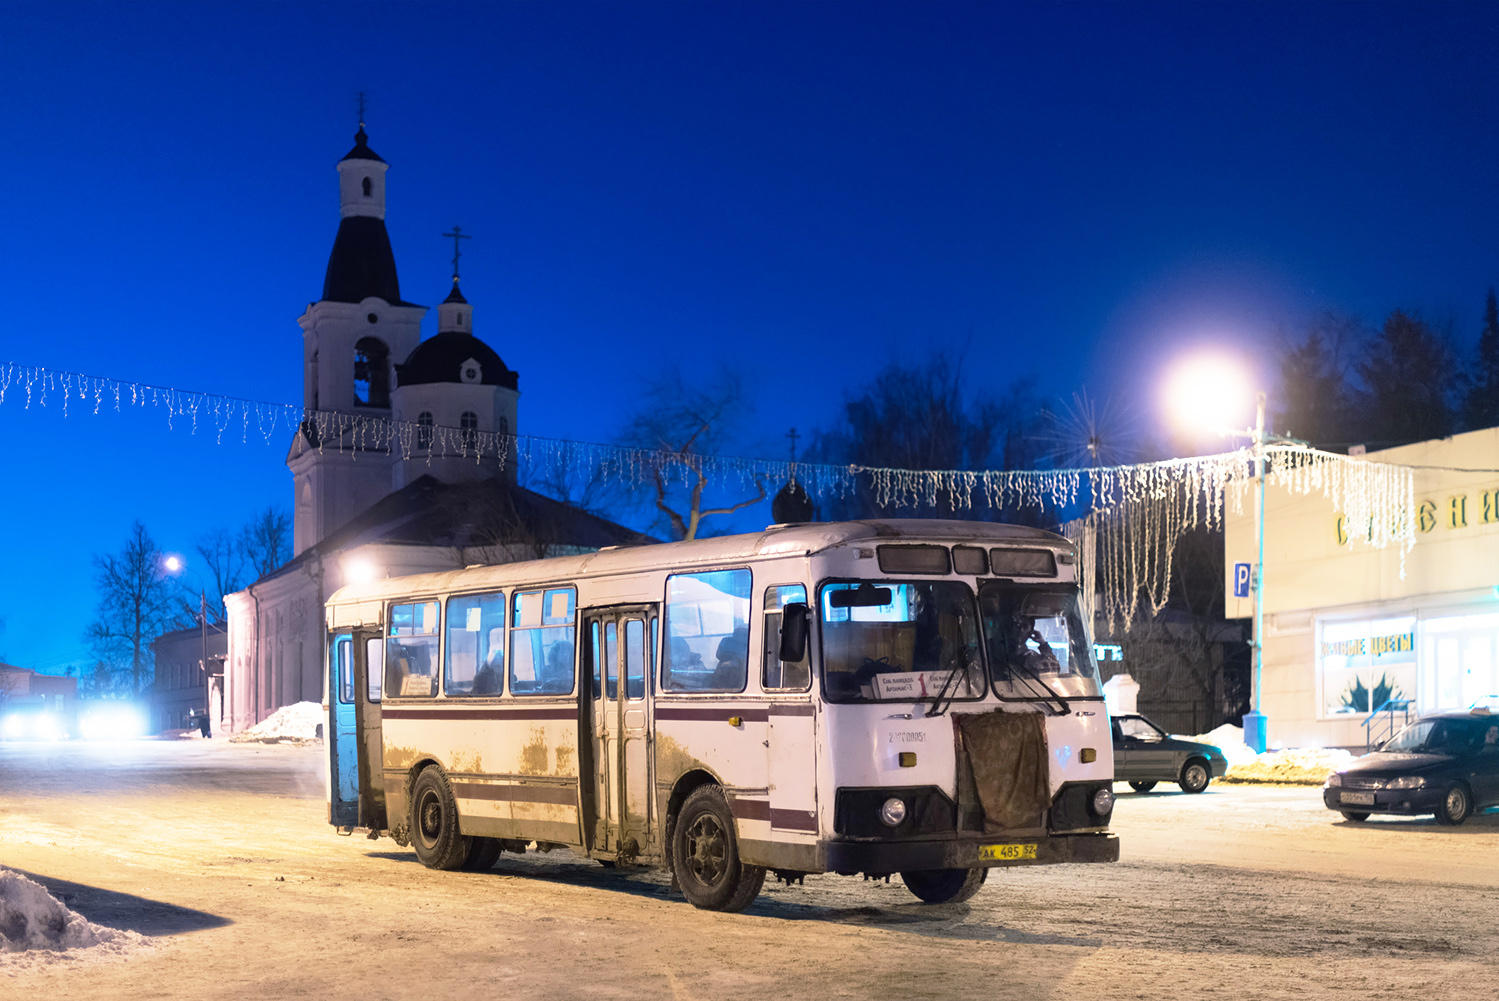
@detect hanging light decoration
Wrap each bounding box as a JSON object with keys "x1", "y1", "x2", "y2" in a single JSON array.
[{"x1": 1, "y1": 361, "x2": 1416, "y2": 633}]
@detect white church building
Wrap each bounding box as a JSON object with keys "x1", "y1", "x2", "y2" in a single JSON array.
[{"x1": 222, "y1": 127, "x2": 651, "y2": 733}]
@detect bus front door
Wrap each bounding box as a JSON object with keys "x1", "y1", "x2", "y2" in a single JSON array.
[
  {"x1": 585, "y1": 607, "x2": 656, "y2": 861},
  {"x1": 329, "y1": 629, "x2": 386, "y2": 831}
]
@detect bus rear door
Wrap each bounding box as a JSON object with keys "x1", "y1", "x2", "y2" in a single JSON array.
[
  {"x1": 584, "y1": 607, "x2": 656, "y2": 860},
  {"x1": 328, "y1": 628, "x2": 386, "y2": 831}
]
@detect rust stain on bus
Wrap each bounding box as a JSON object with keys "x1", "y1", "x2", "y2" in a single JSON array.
[
  {"x1": 383, "y1": 744, "x2": 416, "y2": 771},
  {"x1": 554, "y1": 744, "x2": 575, "y2": 775},
  {"x1": 520, "y1": 727, "x2": 549, "y2": 775},
  {"x1": 653, "y1": 733, "x2": 711, "y2": 787},
  {"x1": 449, "y1": 748, "x2": 482, "y2": 774}
]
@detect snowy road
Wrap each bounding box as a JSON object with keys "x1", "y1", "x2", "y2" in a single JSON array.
[{"x1": 2, "y1": 739, "x2": 1497, "y2": 999}]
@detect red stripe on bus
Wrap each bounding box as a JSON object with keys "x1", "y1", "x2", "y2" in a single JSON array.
[
  {"x1": 453, "y1": 782, "x2": 577, "y2": 805},
  {"x1": 770, "y1": 809, "x2": 818, "y2": 832},
  {"x1": 382, "y1": 707, "x2": 576, "y2": 722},
  {"x1": 655, "y1": 706, "x2": 770, "y2": 723},
  {"x1": 729, "y1": 797, "x2": 770, "y2": 821}
]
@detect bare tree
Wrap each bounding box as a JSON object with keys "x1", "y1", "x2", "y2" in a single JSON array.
[
  {"x1": 239, "y1": 507, "x2": 292, "y2": 578},
  {"x1": 621, "y1": 367, "x2": 765, "y2": 541},
  {"x1": 85, "y1": 521, "x2": 177, "y2": 695}
]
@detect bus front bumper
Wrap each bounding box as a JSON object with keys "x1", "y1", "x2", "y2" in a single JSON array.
[{"x1": 825, "y1": 831, "x2": 1119, "y2": 874}]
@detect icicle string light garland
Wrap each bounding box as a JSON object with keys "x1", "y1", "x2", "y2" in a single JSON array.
[{"x1": 2, "y1": 361, "x2": 1417, "y2": 630}]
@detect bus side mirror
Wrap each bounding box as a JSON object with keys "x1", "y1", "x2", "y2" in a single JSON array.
[{"x1": 779, "y1": 603, "x2": 809, "y2": 663}]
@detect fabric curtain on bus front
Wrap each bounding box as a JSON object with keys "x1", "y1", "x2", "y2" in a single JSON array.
[{"x1": 953, "y1": 711, "x2": 1050, "y2": 831}]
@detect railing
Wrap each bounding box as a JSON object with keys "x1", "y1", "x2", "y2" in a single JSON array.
[{"x1": 1363, "y1": 698, "x2": 1412, "y2": 752}]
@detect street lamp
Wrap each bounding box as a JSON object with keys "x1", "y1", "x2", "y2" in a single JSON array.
[{"x1": 1164, "y1": 354, "x2": 1269, "y2": 753}]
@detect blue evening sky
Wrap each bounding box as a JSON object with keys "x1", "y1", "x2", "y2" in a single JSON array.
[{"x1": 2, "y1": 1, "x2": 1497, "y2": 671}]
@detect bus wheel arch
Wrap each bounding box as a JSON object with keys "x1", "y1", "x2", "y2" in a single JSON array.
[{"x1": 409, "y1": 763, "x2": 471, "y2": 871}]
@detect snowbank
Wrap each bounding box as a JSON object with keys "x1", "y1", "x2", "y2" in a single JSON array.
[
  {"x1": 1182, "y1": 723, "x2": 1354, "y2": 784},
  {"x1": 229, "y1": 701, "x2": 323, "y2": 744},
  {"x1": 1223, "y1": 746, "x2": 1355, "y2": 785},
  {"x1": 0, "y1": 869, "x2": 149, "y2": 961}
]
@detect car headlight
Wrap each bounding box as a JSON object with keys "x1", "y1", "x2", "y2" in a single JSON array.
[
  {"x1": 1325, "y1": 773, "x2": 1343, "y2": 788},
  {"x1": 1091, "y1": 786, "x2": 1114, "y2": 816},
  {"x1": 879, "y1": 797, "x2": 907, "y2": 827},
  {"x1": 1386, "y1": 776, "x2": 1425, "y2": 790}
]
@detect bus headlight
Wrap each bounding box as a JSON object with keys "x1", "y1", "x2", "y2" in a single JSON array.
[
  {"x1": 879, "y1": 797, "x2": 907, "y2": 827},
  {"x1": 1091, "y1": 787, "x2": 1114, "y2": 816}
]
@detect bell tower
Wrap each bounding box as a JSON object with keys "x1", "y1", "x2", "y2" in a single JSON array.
[{"x1": 287, "y1": 123, "x2": 427, "y2": 555}]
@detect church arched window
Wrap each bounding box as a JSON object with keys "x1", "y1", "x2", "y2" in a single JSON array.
[
  {"x1": 416, "y1": 412, "x2": 433, "y2": 450},
  {"x1": 353, "y1": 338, "x2": 390, "y2": 408},
  {"x1": 460, "y1": 411, "x2": 479, "y2": 451},
  {"x1": 362, "y1": 176, "x2": 372, "y2": 197},
  {"x1": 498, "y1": 416, "x2": 509, "y2": 438}
]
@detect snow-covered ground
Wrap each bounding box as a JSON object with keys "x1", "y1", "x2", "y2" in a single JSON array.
[
  {"x1": 1, "y1": 739, "x2": 1494, "y2": 1000},
  {"x1": 227, "y1": 701, "x2": 324, "y2": 744}
]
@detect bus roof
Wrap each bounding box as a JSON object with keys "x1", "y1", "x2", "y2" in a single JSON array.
[{"x1": 326, "y1": 518, "x2": 1071, "y2": 606}]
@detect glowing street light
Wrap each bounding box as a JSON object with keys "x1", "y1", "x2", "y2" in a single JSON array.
[
  {"x1": 1165, "y1": 353, "x2": 1269, "y2": 753},
  {"x1": 163, "y1": 554, "x2": 184, "y2": 574},
  {"x1": 342, "y1": 555, "x2": 379, "y2": 585}
]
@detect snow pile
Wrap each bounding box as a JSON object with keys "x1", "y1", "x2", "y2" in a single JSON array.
[
  {"x1": 0, "y1": 869, "x2": 148, "y2": 958},
  {"x1": 1183, "y1": 723, "x2": 1260, "y2": 769},
  {"x1": 229, "y1": 701, "x2": 323, "y2": 744},
  {"x1": 1224, "y1": 746, "x2": 1356, "y2": 785}
]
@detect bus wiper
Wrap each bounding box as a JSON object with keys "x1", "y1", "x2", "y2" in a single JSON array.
[
  {"x1": 923, "y1": 662, "x2": 963, "y2": 718},
  {"x1": 1004, "y1": 657, "x2": 1070, "y2": 716}
]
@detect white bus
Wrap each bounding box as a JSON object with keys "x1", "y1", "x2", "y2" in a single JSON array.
[{"x1": 324, "y1": 519, "x2": 1118, "y2": 911}]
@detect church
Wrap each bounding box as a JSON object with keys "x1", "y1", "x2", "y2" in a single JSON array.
[{"x1": 221, "y1": 126, "x2": 652, "y2": 734}]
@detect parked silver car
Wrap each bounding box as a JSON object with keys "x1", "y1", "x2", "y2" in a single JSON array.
[{"x1": 1111, "y1": 713, "x2": 1228, "y2": 793}]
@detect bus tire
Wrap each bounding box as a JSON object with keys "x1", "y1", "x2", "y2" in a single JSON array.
[
  {"x1": 463, "y1": 836, "x2": 503, "y2": 871},
  {"x1": 901, "y1": 866, "x2": 987, "y2": 904},
  {"x1": 410, "y1": 766, "x2": 471, "y2": 871},
  {"x1": 672, "y1": 785, "x2": 765, "y2": 912}
]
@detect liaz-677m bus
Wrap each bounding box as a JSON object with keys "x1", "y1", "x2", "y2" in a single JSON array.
[{"x1": 323, "y1": 519, "x2": 1118, "y2": 911}]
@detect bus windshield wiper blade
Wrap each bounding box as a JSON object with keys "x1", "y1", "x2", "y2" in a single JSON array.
[
  {"x1": 1005, "y1": 658, "x2": 1070, "y2": 715},
  {"x1": 923, "y1": 662, "x2": 964, "y2": 718}
]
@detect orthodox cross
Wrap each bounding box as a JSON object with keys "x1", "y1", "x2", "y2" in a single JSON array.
[
  {"x1": 443, "y1": 226, "x2": 472, "y2": 280},
  {"x1": 357, "y1": 91, "x2": 367, "y2": 129},
  {"x1": 786, "y1": 427, "x2": 800, "y2": 462}
]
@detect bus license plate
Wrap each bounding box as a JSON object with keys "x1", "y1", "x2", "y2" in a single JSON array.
[
  {"x1": 1341, "y1": 792, "x2": 1375, "y2": 805},
  {"x1": 979, "y1": 843, "x2": 1037, "y2": 862}
]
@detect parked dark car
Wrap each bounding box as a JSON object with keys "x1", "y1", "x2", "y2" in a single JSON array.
[
  {"x1": 1323, "y1": 709, "x2": 1499, "y2": 825},
  {"x1": 1111, "y1": 713, "x2": 1228, "y2": 793}
]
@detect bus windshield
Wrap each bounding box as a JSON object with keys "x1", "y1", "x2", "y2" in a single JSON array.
[
  {"x1": 978, "y1": 583, "x2": 1101, "y2": 700},
  {"x1": 819, "y1": 581, "x2": 985, "y2": 703}
]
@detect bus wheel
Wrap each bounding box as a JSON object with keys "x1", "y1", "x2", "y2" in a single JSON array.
[
  {"x1": 410, "y1": 767, "x2": 471, "y2": 871},
  {"x1": 463, "y1": 836, "x2": 503, "y2": 871},
  {"x1": 672, "y1": 785, "x2": 766, "y2": 912},
  {"x1": 902, "y1": 867, "x2": 987, "y2": 904}
]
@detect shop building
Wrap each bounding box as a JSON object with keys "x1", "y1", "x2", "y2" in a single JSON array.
[{"x1": 1225, "y1": 426, "x2": 1499, "y2": 749}]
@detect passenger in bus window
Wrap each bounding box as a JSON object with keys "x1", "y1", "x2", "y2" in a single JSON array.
[
  {"x1": 474, "y1": 627, "x2": 504, "y2": 695},
  {"x1": 713, "y1": 626, "x2": 749, "y2": 690},
  {"x1": 542, "y1": 637, "x2": 574, "y2": 692}
]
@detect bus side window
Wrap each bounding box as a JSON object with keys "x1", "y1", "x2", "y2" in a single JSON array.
[
  {"x1": 387, "y1": 601, "x2": 438, "y2": 698},
  {"x1": 763, "y1": 584, "x2": 810, "y2": 692},
  {"x1": 446, "y1": 591, "x2": 506, "y2": 696},
  {"x1": 510, "y1": 587, "x2": 576, "y2": 695},
  {"x1": 662, "y1": 569, "x2": 751, "y2": 693}
]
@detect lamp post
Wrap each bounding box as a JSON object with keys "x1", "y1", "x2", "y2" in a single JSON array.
[
  {"x1": 1244, "y1": 391, "x2": 1268, "y2": 754},
  {"x1": 1165, "y1": 354, "x2": 1269, "y2": 752}
]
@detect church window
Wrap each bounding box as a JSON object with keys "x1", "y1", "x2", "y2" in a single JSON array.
[
  {"x1": 457, "y1": 312, "x2": 464, "y2": 327},
  {"x1": 460, "y1": 411, "x2": 479, "y2": 451},
  {"x1": 499, "y1": 417, "x2": 510, "y2": 438},
  {"x1": 362, "y1": 176, "x2": 372, "y2": 197},
  {"x1": 353, "y1": 337, "x2": 390, "y2": 407},
  {"x1": 416, "y1": 411, "x2": 433, "y2": 450}
]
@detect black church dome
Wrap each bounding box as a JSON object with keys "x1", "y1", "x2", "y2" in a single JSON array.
[
  {"x1": 322, "y1": 216, "x2": 409, "y2": 304},
  {"x1": 340, "y1": 127, "x2": 386, "y2": 163},
  {"x1": 396, "y1": 332, "x2": 519, "y2": 390}
]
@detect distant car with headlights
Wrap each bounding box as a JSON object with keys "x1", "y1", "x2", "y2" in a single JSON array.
[
  {"x1": 1111, "y1": 713, "x2": 1228, "y2": 793},
  {"x1": 1323, "y1": 709, "x2": 1499, "y2": 825}
]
